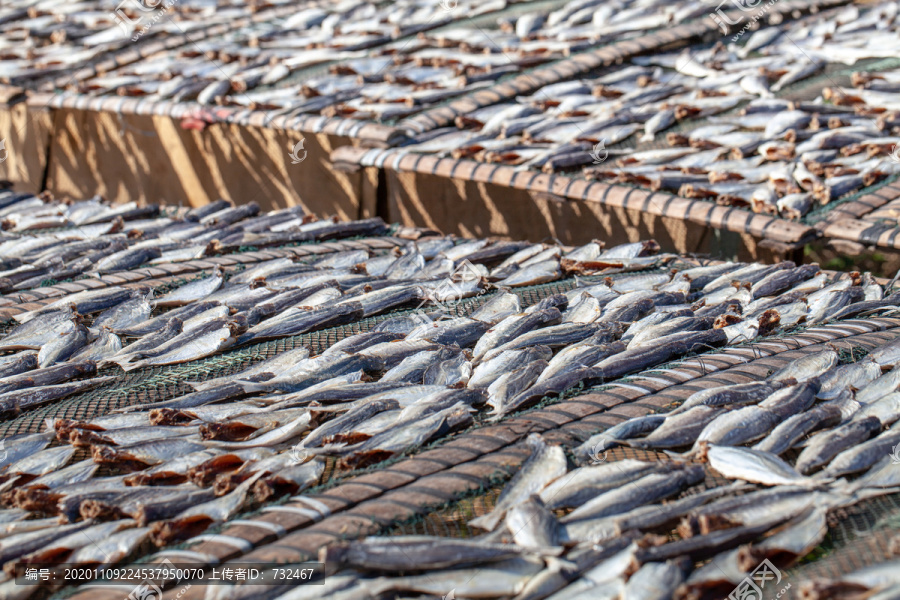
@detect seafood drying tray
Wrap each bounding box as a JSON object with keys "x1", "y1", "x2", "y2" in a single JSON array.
[
  {"x1": 269, "y1": 0, "x2": 578, "y2": 111},
  {"x1": 265, "y1": 316, "x2": 900, "y2": 588},
  {"x1": 0, "y1": 270, "x2": 627, "y2": 439},
  {"x1": 8, "y1": 262, "x2": 900, "y2": 596},
  {"x1": 372, "y1": 319, "x2": 900, "y2": 587},
  {"x1": 474, "y1": 42, "x2": 900, "y2": 223}
]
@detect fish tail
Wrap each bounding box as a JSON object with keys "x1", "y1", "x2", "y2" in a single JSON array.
[{"x1": 663, "y1": 447, "x2": 698, "y2": 460}]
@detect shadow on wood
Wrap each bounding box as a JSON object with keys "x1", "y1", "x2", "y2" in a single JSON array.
[
  {"x1": 384, "y1": 168, "x2": 793, "y2": 262},
  {"x1": 0, "y1": 102, "x2": 52, "y2": 193},
  {"x1": 45, "y1": 108, "x2": 377, "y2": 218}
]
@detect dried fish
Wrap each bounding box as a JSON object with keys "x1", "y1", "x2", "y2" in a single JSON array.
[
  {"x1": 706, "y1": 444, "x2": 826, "y2": 486},
  {"x1": 754, "y1": 400, "x2": 851, "y2": 455},
  {"x1": 149, "y1": 472, "x2": 264, "y2": 545},
  {"x1": 156, "y1": 268, "x2": 225, "y2": 307},
  {"x1": 470, "y1": 434, "x2": 566, "y2": 531},
  {"x1": 487, "y1": 360, "x2": 548, "y2": 417},
  {"x1": 561, "y1": 465, "x2": 705, "y2": 523},
  {"x1": 540, "y1": 459, "x2": 662, "y2": 509},
  {"x1": 795, "y1": 416, "x2": 883, "y2": 474}
]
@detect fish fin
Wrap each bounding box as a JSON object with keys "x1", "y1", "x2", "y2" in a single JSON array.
[
  {"x1": 469, "y1": 512, "x2": 502, "y2": 532},
  {"x1": 851, "y1": 485, "x2": 900, "y2": 502},
  {"x1": 119, "y1": 359, "x2": 146, "y2": 372},
  {"x1": 238, "y1": 382, "x2": 267, "y2": 394},
  {"x1": 662, "y1": 447, "x2": 698, "y2": 461},
  {"x1": 544, "y1": 555, "x2": 576, "y2": 573},
  {"x1": 303, "y1": 443, "x2": 347, "y2": 455}
]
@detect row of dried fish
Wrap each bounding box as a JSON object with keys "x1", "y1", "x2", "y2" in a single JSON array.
[
  {"x1": 0, "y1": 199, "x2": 402, "y2": 413},
  {"x1": 0, "y1": 239, "x2": 853, "y2": 417},
  {"x1": 62, "y1": 0, "x2": 704, "y2": 120},
  {"x1": 0, "y1": 194, "x2": 395, "y2": 298},
  {"x1": 62, "y1": 0, "x2": 524, "y2": 115},
  {"x1": 0, "y1": 0, "x2": 291, "y2": 86},
  {"x1": 3, "y1": 245, "x2": 894, "y2": 596},
  {"x1": 2, "y1": 243, "x2": 886, "y2": 437},
  {"x1": 573, "y1": 340, "x2": 900, "y2": 479},
  {"x1": 71, "y1": 41, "x2": 504, "y2": 118},
  {"x1": 309, "y1": 336, "x2": 900, "y2": 599},
  {"x1": 0, "y1": 193, "x2": 390, "y2": 265},
  {"x1": 0, "y1": 236, "x2": 664, "y2": 414},
  {"x1": 400, "y1": 2, "x2": 900, "y2": 221}
]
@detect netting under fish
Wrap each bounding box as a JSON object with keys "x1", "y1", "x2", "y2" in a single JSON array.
[{"x1": 790, "y1": 492, "x2": 900, "y2": 580}]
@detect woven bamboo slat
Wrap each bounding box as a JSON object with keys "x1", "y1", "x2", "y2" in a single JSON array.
[
  {"x1": 331, "y1": 146, "x2": 818, "y2": 246},
  {"x1": 816, "y1": 182, "x2": 900, "y2": 249},
  {"x1": 26, "y1": 94, "x2": 406, "y2": 148}
]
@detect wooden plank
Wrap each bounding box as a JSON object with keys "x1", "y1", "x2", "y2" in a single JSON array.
[
  {"x1": 385, "y1": 169, "x2": 714, "y2": 253},
  {"x1": 332, "y1": 147, "x2": 818, "y2": 246},
  {"x1": 0, "y1": 102, "x2": 52, "y2": 193},
  {"x1": 45, "y1": 108, "x2": 374, "y2": 218}
]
